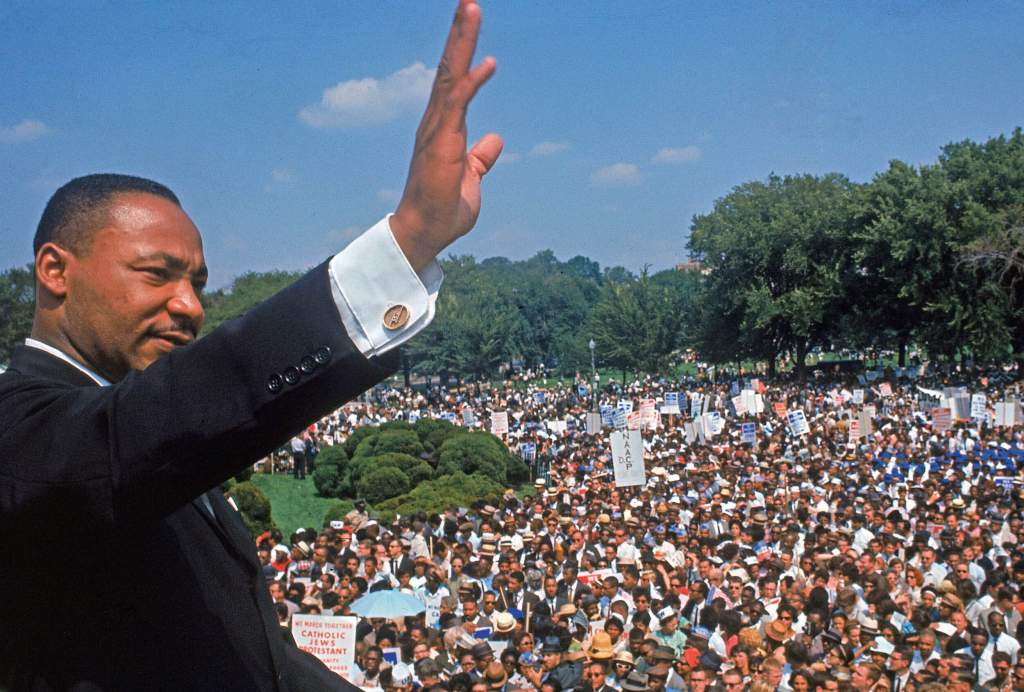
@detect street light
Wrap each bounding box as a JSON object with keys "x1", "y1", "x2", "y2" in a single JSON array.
[{"x1": 588, "y1": 339, "x2": 598, "y2": 414}]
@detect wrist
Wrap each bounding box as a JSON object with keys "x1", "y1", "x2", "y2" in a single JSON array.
[{"x1": 389, "y1": 209, "x2": 434, "y2": 274}]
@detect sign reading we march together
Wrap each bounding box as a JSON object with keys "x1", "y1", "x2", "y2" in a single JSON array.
[{"x1": 291, "y1": 615, "x2": 357, "y2": 679}]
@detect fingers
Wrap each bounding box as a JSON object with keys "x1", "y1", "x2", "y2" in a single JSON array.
[
  {"x1": 467, "y1": 133, "x2": 504, "y2": 178},
  {"x1": 451, "y1": 56, "x2": 496, "y2": 109},
  {"x1": 437, "y1": 1, "x2": 482, "y2": 87}
]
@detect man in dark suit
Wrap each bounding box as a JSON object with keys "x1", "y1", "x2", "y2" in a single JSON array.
[
  {"x1": 0, "y1": 2, "x2": 502, "y2": 689},
  {"x1": 498, "y1": 570, "x2": 540, "y2": 613},
  {"x1": 535, "y1": 576, "x2": 570, "y2": 618}
]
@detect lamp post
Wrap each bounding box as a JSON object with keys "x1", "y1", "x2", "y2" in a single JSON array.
[{"x1": 589, "y1": 339, "x2": 598, "y2": 414}]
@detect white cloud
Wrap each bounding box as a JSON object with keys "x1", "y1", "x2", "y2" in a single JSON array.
[
  {"x1": 299, "y1": 62, "x2": 435, "y2": 128},
  {"x1": 376, "y1": 188, "x2": 401, "y2": 204},
  {"x1": 528, "y1": 140, "x2": 569, "y2": 158},
  {"x1": 652, "y1": 146, "x2": 702, "y2": 165},
  {"x1": 591, "y1": 162, "x2": 641, "y2": 186},
  {"x1": 495, "y1": 151, "x2": 522, "y2": 165},
  {"x1": 0, "y1": 119, "x2": 50, "y2": 144}
]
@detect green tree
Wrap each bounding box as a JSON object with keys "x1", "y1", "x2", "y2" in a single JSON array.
[
  {"x1": 224, "y1": 481, "x2": 274, "y2": 537},
  {"x1": 0, "y1": 264, "x2": 34, "y2": 364},
  {"x1": 588, "y1": 269, "x2": 685, "y2": 378},
  {"x1": 435, "y1": 431, "x2": 516, "y2": 484},
  {"x1": 312, "y1": 444, "x2": 349, "y2": 498},
  {"x1": 353, "y1": 429, "x2": 425, "y2": 459},
  {"x1": 374, "y1": 471, "x2": 504, "y2": 522},
  {"x1": 200, "y1": 270, "x2": 303, "y2": 335},
  {"x1": 688, "y1": 173, "x2": 855, "y2": 378},
  {"x1": 357, "y1": 466, "x2": 411, "y2": 505}
]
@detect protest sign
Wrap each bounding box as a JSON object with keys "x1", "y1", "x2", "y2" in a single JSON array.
[
  {"x1": 732, "y1": 395, "x2": 748, "y2": 416},
  {"x1": 857, "y1": 410, "x2": 873, "y2": 437},
  {"x1": 932, "y1": 407, "x2": 952, "y2": 433},
  {"x1": 742, "y1": 389, "x2": 757, "y2": 415},
  {"x1": 611, "y1": 429, "x2": 646, "y2": 487},
  {"x1": 520, "y1": 442, "x2": 536, "y2": 461},
  {"x1": 741, "y1": 422, "x2": 757, "y2": 445},
  {"x1": 382, "y1": 647, "x2": 401, "y2": 665},
  {"x1": 586, "y1": 412, "x2": 602, "y2": 434},
  {"x1": 292, "y1": 615, "x2": 357, "y2": 679},
  {"x1": 613, "y1": 409, "x2": 628, "y2": 430},
  {"x1": 787, "y1": 410, "x2": 810, "y2": 436},
  {"x1": 626, "y1": 411, "x2": 642, "y2": 431},
  {"x1": 690, "y1": 393, "x2": 702, "y2": 417},
  {"x1": 490, "y1": 411, "x2": 509, "y2": 436},
  {"x1": 662, "y1": 392, "x2": 681, "y2": 414},
  {"x1": 617, "y1": 400, "x2": 633, "y2": 414},
  {"x1": 773, "y1": 401, "x2": 788, "y2": 418},
  {"x1": 995, "y1": 401, "x2": 1019, "y2": 428},
  {"x1": 849, "y1": 418, "x2": 861, "y2": 441},
  {"x1": 639, "y1": 399, "x2": 658, "y2": 428},
  {"x1": 663, "y1": 391, "x2": 679, "y2": 413},
  {"x1": 878, "y1": 383, "x2": 893, "y2": 397},
  {"x1": 830, "y1": 390, "x2": 844, "y2": 408},
  {"x1": 601, "y1": 405, "x2": 615, "y2": 427},
  {"x1": 852, "y1": 389, "x2": 864, "y2": 404},
  {"x1": 754, "y1": 394, "x2": 765, "y2": 413},
  {"x1": 971, "y1": 394, "x2": 987, "y2": 421},
  {"x1": 684, "y1": 422, "x2": 697, "y2": 444},
  {"x1": 533, "y1": 392, "x2": 546, "y2": 404},
  {"x1": 951, "y1": 395, "x2": 971, "y2": 421},
  {"x1": 408, "y1": 411, "x2": 421, "y2": 424}
]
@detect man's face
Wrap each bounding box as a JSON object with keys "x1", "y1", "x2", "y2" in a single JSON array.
[
  {"x1": 971, "y1": 633, "x2": 988, "y2": 656},
  {"x1": 463, "y1": 600, "x2": 478, "y2": 619},
  {"x1": 364, "y1": 650, "x2": 382, "y2": 675},
  {"x1": 57, "y1": 193, "x2": 206, "y2": 381},
  {"x1": 544, "y1": 578, "x2": 558, "y2": 598}
]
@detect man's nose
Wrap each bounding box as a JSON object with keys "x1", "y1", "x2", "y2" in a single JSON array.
[{"x1": 167, "y1": 280, "x2": 204, "y2": 326}]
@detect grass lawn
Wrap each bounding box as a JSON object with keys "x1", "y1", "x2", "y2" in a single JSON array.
[{"x1": 250, "y1": 473, "x2": 339, "y2": 537}]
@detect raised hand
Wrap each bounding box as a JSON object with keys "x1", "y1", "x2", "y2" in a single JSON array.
[{"x1": 390, "y1": 0, "x2": 503, "y2": 273}]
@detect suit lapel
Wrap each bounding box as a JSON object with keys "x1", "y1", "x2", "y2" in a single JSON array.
[{"x1": 203, "y1": 490, "x2": 260, "y2": 570}]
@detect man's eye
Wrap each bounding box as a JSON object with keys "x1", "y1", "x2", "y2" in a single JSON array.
[{"x1": 143, "y1": 267, "x2": 169, "y2": 280}]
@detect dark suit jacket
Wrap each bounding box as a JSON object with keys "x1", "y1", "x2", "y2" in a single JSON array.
[
  {"x1": 534, "y1": 595, "x2": 570, "y2": 618},
  {"x1": 0, "y1": 263, "x2": 397, "y2": 691}
]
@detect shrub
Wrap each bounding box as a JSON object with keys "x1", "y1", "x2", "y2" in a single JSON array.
[
  {"x1": 225, "y1": 481, "x2": 274, "y2": 537},
  {"x1": 375, "y1": 472, "x2": 503, "y2": 522},
  {"x1": 357, "y1": 466, "x2": 411, "y2": 505},
  {"x1": 413, "y1": 417, "x2": 465, "y2": 451},
  {"x1": 312, "y1": 444, "x2": 349, "y2": 498},
  {"x1": 344, "y1": 425, "x2": 379, "y2": 457},
  {"x1": 407, "y1": 462, "x2": 434, "y2": 486},
  {"x1": 436, "y1": 431, "x2": 512, "y2": 484},
  {"x1": 234, "y1": 466, "x2": 254, "y2": 483},
  {"x1": 354, "y1": 429, "x2": 425, "y2": 459}
]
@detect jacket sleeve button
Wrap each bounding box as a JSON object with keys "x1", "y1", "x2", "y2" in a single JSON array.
[
  {"x1": 267, "y1": 373, "x2": 284, "y2": 393},
  {"x1": 314, "y1": 346, "x2": 332, "y2": 365},
  {"x1": 300, "y1": 355, "x2": 317, "y2": 374},
  {"x1": 283, "y1": 366, "x2": 301, "y2": 386}
]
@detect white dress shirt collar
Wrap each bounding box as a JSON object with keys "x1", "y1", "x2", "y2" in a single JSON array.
[{"x1": 24, "y1": 338, "x2": 110, "y2": 386}]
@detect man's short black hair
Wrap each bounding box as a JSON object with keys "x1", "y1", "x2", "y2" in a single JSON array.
[{"x1": 34, "y1": 173, "x2": 180, "y2": 256}]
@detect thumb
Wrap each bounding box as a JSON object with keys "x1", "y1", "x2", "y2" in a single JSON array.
[{"x1": 467, "y1": 133, "x2": 504, "y2": 177}]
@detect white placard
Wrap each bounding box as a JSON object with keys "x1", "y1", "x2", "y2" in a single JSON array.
[
  {"x1": 490, "y1": 411, "x2": 509, "y2": 436},
  {"x1": 852, "y1": 389, "x2": 865, "y2": 404},
  {"x1": 971, "y1": 394, "x2": 987, "y2": 421},
  {"x1": 611, "y1": 429, "x2": 646, "y2": 487},
  {"x1": 787, "y1": 410, "x2": 810, "y2": 436},
  {"x1": 291, "y1": 615, "x2": 357, "y2": 680},
  {"x1": 742, "y1": 390, "x2": 757, "y2": 415}
]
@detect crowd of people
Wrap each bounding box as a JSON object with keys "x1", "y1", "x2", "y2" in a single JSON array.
[{"x1": 256, "y1": 360, "x2": 1024, "y2": 691}]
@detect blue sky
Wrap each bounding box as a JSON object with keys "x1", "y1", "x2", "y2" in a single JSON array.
[{"x1": 2, "y1": 1, "x2": 1022, "y2": 287}]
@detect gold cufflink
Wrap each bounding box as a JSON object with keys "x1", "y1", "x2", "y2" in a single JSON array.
[{"x1": 383, "y1": 304, "x2": 411, "y2": 330}]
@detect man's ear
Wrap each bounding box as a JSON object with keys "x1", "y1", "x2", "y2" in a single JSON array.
[{"x1": 35, "y1": 242, "x2": 73, "y2": 299}]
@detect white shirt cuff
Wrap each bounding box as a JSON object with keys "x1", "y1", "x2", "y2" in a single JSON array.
[{"x1": 328, "y1": 215, "x2": 443, "y2": 357}]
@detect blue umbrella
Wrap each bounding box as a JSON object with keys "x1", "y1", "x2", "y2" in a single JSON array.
[{"x1": 349, "y1": 590, "x2": 425, "y2": 618}]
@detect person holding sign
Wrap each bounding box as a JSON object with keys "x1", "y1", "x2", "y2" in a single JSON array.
[{"x1": 0, "y1": 1, "x2": 502, "y2": 689}]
